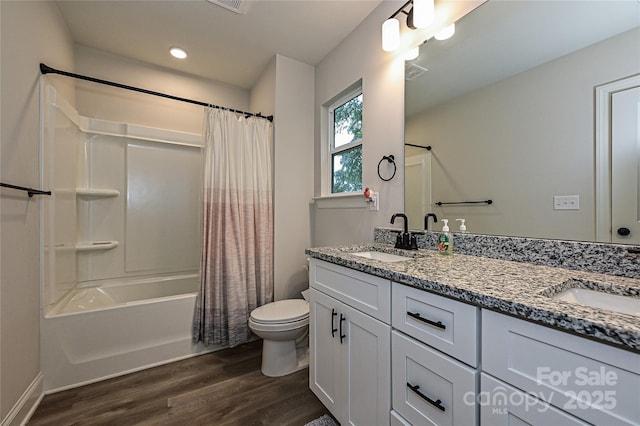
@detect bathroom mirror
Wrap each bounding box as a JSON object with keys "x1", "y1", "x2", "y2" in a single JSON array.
[{"x1": 404, "y1": 0, "x2": 640, "y2": 244}]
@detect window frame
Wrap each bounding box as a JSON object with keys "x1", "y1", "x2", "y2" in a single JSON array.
[{"x1": 327, "y1": 86, "x2": 363, "y2": 195}]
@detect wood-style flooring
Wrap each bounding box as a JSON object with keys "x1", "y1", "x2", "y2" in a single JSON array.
[{"x1": 28, "y1": 340, "x2": 331, "y2": 426}]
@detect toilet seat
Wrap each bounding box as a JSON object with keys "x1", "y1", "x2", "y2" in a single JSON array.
[
  {"x1": 250, "y1": 299, "x2": 309, "y2": 324},
  {"x1": 248, "y1": 316, "x2": 309, "y2": 332}
]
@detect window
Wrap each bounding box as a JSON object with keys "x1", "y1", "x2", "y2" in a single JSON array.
[{"x1": 328, "y1": 88, "x2": 363, "y2": 194}]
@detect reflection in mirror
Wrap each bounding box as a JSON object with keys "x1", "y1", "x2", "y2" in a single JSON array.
[
  {"x1": 404, "y1": 0, "x2": 640, "y2": 244},
  {"x1": 404, "y1": 146, "x2": 431, "y2": 230}
]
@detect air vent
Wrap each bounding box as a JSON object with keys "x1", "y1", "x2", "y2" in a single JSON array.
[
  {"x1": 207, "y1": 0, "x2": 245, "y2": 14},
  {"x1": 405, "y1": 63, "x2": 428, "y2": 80}
]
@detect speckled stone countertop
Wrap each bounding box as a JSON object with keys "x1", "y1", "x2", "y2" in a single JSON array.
[{"x1": 305, "y1": 243, "x2": 640, "y2": 353}]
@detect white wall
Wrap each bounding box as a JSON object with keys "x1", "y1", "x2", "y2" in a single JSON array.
[
  {"x1": 250, "y1": 57, "x2": 276, "y2": 118},
  {"x1": 74, "y1": 45, "x2": 250, "y2": 135},
  {"x1": 251, "y1": 55, "x2": 315, "y2": 300},
  {"x1": 310, "y1": 1, "x2": 482, "y2": 247},
  {"x1": 0, "y1": 1, "x2": 74, "y2": 423},
  {"x1": 405, "y1": 28, "x2": 640, "y2": 241},
  {"x1": 273, "y1": 55, "x2": 314, "y2": 300},
  {"x1": 312, "y1": 2, "x2": 406, "y2": 246}
]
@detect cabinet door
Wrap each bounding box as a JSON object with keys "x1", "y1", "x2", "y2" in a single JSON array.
[
  {"x1": 392, "y1": 330, "x2": 477, "y2": 426},
  {"x1": 481, "y1": 373, "x2": 588, "y2": 426},
  {"x1": 341, "y1": 300, "x2": 391, "y2": 426},
  {"x1": 309, "y1": 288, "x2": 341, "y2": 417},
  {"x1": 310, "y1": 287, "x2": 391, "y2": 426}
]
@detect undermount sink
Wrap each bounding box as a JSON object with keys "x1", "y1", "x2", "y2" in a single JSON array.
[
  {"x1": 552, "y1": 287, "x2": 640, "y2": 316},
  {"x1": 350, "y1": 251, "x2": 411, "y2": 262}
]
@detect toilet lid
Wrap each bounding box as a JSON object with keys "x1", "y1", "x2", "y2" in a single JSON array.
[{"x1": 251, "y1": 299, "x2": 309, "y2": 323}]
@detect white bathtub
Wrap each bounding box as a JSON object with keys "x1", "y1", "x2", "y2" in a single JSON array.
[{"x1": 41, "y1": 274, "x2": 220, "y2": 392}]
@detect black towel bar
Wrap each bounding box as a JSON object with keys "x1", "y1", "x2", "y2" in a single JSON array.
[{"x1": 435, "y1": 200, "x2": 492, "y2": 206}]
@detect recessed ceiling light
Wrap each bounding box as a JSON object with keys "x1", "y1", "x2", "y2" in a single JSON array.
[{"x1": 170, "y1": 47, "x2": 187, "y2": 59}]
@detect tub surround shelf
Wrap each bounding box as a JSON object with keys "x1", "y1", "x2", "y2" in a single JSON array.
[
  {"x1": 76, "y1": 241, "x2": 119, "y2": 251},
  {"x1": 76, "y1": 188, "x2": 120, "y2": 198},
  {"x1": 305, "y1": 243, "x2": 640, "y2": 352}
]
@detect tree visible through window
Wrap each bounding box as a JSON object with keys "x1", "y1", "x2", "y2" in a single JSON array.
[{"x1": 331, "y1": 92, "x2": 362, "y2": 193}]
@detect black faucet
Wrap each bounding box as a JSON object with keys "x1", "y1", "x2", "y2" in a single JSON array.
[
  {"x1": 391, "y1": 213, "x2": 408, "y2": 234},
  {"x1": 424, "y1": 213, "x2": 438, "y2": 230},
  {"x1": 390, "y1": 213, "x2": 418, "y2": 250}
]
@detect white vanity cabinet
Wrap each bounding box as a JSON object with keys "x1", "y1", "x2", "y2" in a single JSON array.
[
  {"x1": 309, "y1": 259, "x2": 391, "y2": 426},
  {"x1": 480, "y1": 373, "x2": 589, "y2": 425},
  {"x1": 391, "y1": 283, "x2": 479, "y2": 426},
  {"x1": 307, "y1": 255, "x2": 640, "y2": 426},
  {"x1": 482, "y1": 310, "x2": 640, "y2": 426}
]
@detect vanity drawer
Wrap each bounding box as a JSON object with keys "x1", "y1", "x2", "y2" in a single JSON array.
[
  {"x1": 309, "y1": 259, "x2": 390, "y2": 323},
  {"x1": 390, "y1": 410, "x2": 411, "y2": 426},
  {"x1": 482, "y1": 310, "x2": 640, "y2": 426},
  {"x1": 392, "y1": 283, "x2": 478, "y2": 366},
  {"x1": 481, "y1": 373, "x2": 588, "y2": 425},
  {"x1": 392, "y1": 330, "x2": 477, "y2": 426}
]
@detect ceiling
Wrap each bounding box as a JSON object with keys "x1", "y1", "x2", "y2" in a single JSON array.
[
  {"x1": 405, "y1": 0, "x2": 640, "y2": 117},
  {"x1": 55, "y1": 0, "x2": 384, "y2": 89}
]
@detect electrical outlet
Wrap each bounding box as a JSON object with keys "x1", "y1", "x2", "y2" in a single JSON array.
[{"x1": 553, "y1": 195, "x2": 580, "y2": 210}]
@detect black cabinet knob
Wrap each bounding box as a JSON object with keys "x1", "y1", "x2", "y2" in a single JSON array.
[{"x1": 617, "y1": 227, "x2": 631, "y2": 236}]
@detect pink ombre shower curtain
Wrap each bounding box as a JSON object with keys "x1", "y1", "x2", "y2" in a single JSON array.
[{"x1": 193, "y1": 108, "x2": 273, "y2": 348}]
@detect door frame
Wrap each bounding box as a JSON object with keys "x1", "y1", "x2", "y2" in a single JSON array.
[
  {"x1": 595, "y1": 74, "x2": 640, "y2": 242},
  {"x1": 404, "y1": 152, "x2": 432, "y2": 230}
]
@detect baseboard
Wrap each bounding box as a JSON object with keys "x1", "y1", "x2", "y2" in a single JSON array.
[{"x1": 1, "y1": 372, "x2": 44, "y2": 426}]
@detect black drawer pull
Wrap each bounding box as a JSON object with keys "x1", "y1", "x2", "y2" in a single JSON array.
[
  {"x1": 407, "y1": 383, "x2": 445, "y2": 412},
  {"x1": 407, "y1": 311, "x2": 446, "y2": 330},
  {"x1": 339, "y1": 313, "x2": 346, "y2": 343},
  {"x1": 331, "y1": 308, "x2": 338, "y2": 338}
]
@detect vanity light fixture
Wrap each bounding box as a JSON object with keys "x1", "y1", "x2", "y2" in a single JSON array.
[
  {"x1": 411, "y1": 0, "x2": 434, "y2": 29},
  {"x1": 434, "y1": 23, "x2": 455, "y2": 40},
  {"x1": 381, "y1": 0, "x2": 437, "y2": 54},
  {"x1": 382, "y1": 18, "x2": 400, "y2": 52},
  {"x1": 170, "y1": 47, "x2": 187, "y2": 59},
  {"x1": 403, "y1": 46, "x2": 420, "y2": 61}
]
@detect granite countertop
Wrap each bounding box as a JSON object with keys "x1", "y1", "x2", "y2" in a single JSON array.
[{"x1": 305, "y1": 243, "x2": 640, "y2": 353}]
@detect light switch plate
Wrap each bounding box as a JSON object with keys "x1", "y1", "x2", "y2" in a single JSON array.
[
  {"x1": 554, "y1": 195, "x2": 580, "y2": 210},
  {"x1": 369, "y1": 191, "x2": 379, "y2": 211}
]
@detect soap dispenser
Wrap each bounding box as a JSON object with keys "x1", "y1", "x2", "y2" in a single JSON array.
[
  {"x1": 438, "y1": 219, "x2": 454, "y2": 255},
  {"x1": 456, "y1": 218, "x2": 467, "y2": 233}
]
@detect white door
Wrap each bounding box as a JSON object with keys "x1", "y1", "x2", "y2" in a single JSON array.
[
  {"x1": 612, "y1": 86, "x2": 640, "y2": 244},
  {"x1": 405, "y1": 153, "x2": 432, "y2": 230}
]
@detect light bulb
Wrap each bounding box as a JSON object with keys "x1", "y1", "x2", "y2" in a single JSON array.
[
  {"x1": 170, "y1": 47, "x2": 187, "y2": 59},
  {"x1": 382, "y1": 18, "x2": 400, "y2": 52},
  {"x1": 412, "y1": 0, "x2": 434, "y2": 29},
  {"x1": 404, "y1": 47, "x2": 419, "y2": 61},
  {"x1": 434, "y1": 23, "x2": 456, "y2": 41}
]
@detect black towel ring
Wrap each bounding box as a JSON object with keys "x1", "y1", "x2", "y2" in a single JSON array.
[{"x1": 377, "y1": 155, "x2": 396, "y2": 181}]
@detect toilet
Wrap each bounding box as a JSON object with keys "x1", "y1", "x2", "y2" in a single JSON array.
[{"x1": 248, "y1": 296, "x2": 310, "y2": 377}]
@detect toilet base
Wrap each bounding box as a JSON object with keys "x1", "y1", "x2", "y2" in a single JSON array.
[{"x1": 261, "y1": 340, "x2": 309, "y2": 377}]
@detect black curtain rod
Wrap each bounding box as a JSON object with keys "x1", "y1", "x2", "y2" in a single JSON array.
[
  {"x1": 40, "y1": 63, "x2": 273, "y2": 122},
  {"x1": 1, "y1": 182, "x2": 51, "y2": 197},
  {"x1": 405, "y1": 143, "x2": 432, "y2": 150}
]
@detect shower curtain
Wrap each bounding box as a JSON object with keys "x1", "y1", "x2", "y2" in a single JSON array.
[{"x1": 193, "y1": 108, "x2": 273, "y2": 348}]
